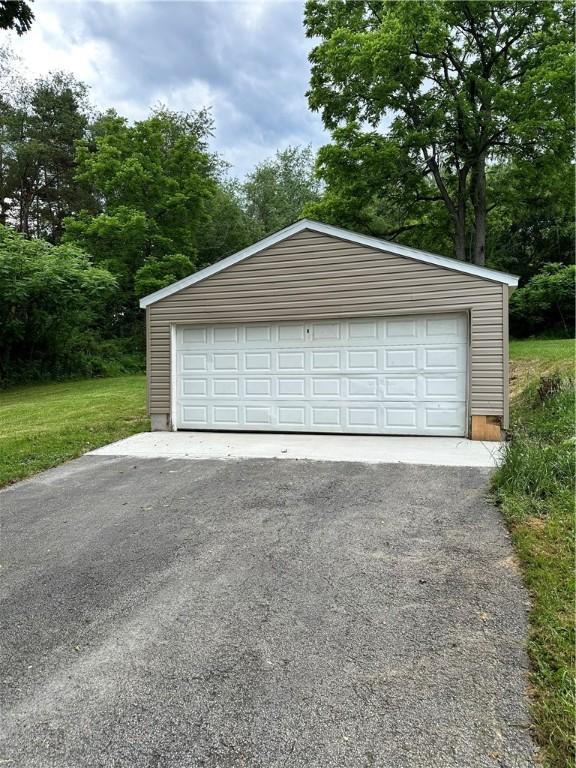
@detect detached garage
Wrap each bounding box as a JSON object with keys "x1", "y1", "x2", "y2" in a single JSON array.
[{"x1": 140, "y1": 220, "x2": 518, "y2": 441}]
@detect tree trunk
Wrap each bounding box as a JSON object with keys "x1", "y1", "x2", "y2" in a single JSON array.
[
  {"x1": 471, "y1": 154, "x2": 486, "y2": 266},
  {"x1": 454, "y1": 169, "x2": 468, "y2": 261},
  {"x1": 454, "y1": 211, "x2": 466, "y2": 261}
]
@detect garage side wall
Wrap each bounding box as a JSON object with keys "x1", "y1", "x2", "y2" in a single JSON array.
[{"x1": 147, "y1": 229, "x2": 505, "y2": 431}]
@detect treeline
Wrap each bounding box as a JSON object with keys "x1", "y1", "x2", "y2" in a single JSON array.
[
  {"x1": 0, "y1": 10, "x2": 574, "y2": 387},
  {"x1": 0, "y1": 60, "x2": 320, "y2": 384}
]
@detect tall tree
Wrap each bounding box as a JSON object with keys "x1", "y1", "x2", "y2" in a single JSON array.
[
  {"x1": 64, "y1": 107, "x2": 218, "y2": 330},
  {"x1": 0, "y1": 71, "x2": 92, "y2": 240},
  {"x1": 242, "y1": 145, "x2": 321, "y2": 238},
  {"x1": 305, "y1": 0, "x2": 574, "y2": 264}
]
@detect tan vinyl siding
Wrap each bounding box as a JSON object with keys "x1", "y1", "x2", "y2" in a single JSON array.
[{"x1": 147, "y1": 228, "x2": 506, "y2": 427}]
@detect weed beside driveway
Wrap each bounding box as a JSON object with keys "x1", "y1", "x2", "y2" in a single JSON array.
[{"x1": 493, "y1": 375, "x2": 575, "y2": 768}]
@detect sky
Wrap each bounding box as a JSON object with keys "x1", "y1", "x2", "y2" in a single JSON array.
[{"x1": 6, "y1": 0, "x2": 328, "y2": 177}]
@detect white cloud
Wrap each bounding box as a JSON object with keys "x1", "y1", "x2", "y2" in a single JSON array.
[
  {"x1": 6, "y1": 3, "x2": 118, "y2": 105},
  {"x1": 4, "y1": 0, "x2": 328, "y2": 177}
]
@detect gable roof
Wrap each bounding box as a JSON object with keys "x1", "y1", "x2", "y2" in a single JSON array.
[{"x1": 139, "y1": 219, "x2": 519, "y2": 308}]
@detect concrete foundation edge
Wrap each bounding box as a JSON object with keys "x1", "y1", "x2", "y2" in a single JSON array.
[{"x1": 151, "y1": 414, "x2": 171, "y2": 431}]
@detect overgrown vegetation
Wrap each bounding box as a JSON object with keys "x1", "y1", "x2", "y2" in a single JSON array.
[
  {"x1": 493, "y1": 349, "x2": 575, "y2": 767},
  {"x1": 0, "y1": 375, "x2": 147, "y2": 487},
  {"x1": 510, "y1": 265, "x2": 575, "y2": 338},
  {"x1": 0, "y1": 226, "x2": 136, "y2": 386}
]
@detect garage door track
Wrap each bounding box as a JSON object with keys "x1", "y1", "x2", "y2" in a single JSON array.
[{"x1": 0, "y1": 456, "x2": 535, "y2": 767}]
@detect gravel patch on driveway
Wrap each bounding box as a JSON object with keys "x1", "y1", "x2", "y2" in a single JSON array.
[{"x1": 0, "y1": 456, "x2": 536, "y2": 767}]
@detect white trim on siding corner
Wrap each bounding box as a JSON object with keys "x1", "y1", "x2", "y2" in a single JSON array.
[
  {"x1": 139, "y1": 219, "x2": 519, "y2": 308},
  {"x1": 170, "y1": 323, "x2": 178, "y2": 432}
]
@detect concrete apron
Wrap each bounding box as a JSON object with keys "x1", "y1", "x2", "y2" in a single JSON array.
[{"x1": 89, "y1": 431, "x2": 504, "y2": 468}]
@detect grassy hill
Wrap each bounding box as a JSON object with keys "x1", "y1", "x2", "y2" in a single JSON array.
[
  {"x1": 495, "y1": 338, "x2": 574, "y2": 768},
  {"x1": 0, "y1": 375, "x2": 147, "y2": 487}
]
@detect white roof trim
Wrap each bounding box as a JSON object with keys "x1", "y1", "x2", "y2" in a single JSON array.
[{"x1": 139, "y1": 219, "x2": 519, "y2": 308}]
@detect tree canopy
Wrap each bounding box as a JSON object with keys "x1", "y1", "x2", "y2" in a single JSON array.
[
  {"x1": 0, "y1": 5, "x2": 573, "y2": 387},
  {"x1": 305, "y1": 0, "x2": 574, "y2": 265},
  {"x1": 0, "y1": 225, "x2": 117, "y2": 384},
  {"x1": 62, "y1": 107, "x2": 219, "y2": 333},
  {"x1": 0, "y1": 71, "x2": 91, "y2": 240},
  {"x1": 0, "y1": 0, "x2": 33, "y2": 34},
  {"x1": 243, "y1": 145, "x2": 321, "y2": 238}
]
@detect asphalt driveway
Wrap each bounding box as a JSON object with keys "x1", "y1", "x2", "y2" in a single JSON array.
[{"x1": 0, "y1": 455, "x2": 536, "y2": 767}]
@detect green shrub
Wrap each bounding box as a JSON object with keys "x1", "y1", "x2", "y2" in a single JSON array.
[
  {"x1": 0, "y1": 225, "x2": 121, "y2": 386},
  {"x1": 510, "y1": 264, "x2": 575, "y2": 338}
]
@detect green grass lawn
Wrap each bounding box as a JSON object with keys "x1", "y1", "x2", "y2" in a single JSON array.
[
  {"x1": 510, "y1": 338, "x2": 575, "y2": 363},
  {"x1": 496, "y1": 337, "x2": 575, "y2": 768},
  {"x1": 0, "y1": 375, "x2": 148, "y2": 488}
]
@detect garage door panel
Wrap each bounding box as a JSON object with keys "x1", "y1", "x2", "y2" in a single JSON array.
[
  {"x1": 278, "y1": 406, "x2": 306, "y2": 426},
  {"x1": 245, "y1": 378, "x2": 271, "y2": 397},
  {"x1": 177, "y1": 317, "x2": 466, "y2": 350},
  {"x1": 385, "y1": 349, "x2": 417, "y2": 369},
  {"x1": 182, "y1": 353, "x2": 207, "y2": 372},
  {"x1": 425, "y1": 405, "x2": 466, "y2": 430},
  {"x1": 245, "y1": 352, "x2": 272, "y2": 371},
  {"x1": 213, "y1": 326, "x2": 239, "y2": 343},
  {"x1": 278, "y1": 378, "x2": 306, "y2": 397},
  {"x1": 213, "y1": 379, "x2": 239, "y2": 397},
  {"x1": 182, "y1": 378, "x2": 207, "y2": 396},
  {"x1": 424, "y1": 346, "x2": 466, "y2": 370},
  {"x1": 246, "y1": 325, "x2": 271, "y2": 342},
  {"x1": 182, "y1": 327, "x2": 207, "y2": 344},
  {"x1": 383, "y1": 376, "x2": 418, "y2": 399},
  {"x1": 175, "y1": 314, "x2": 468, "y2": 436},
  {"x1": 347, "y1": 349, "x2": 379, "y2": 371},
  {"x1": 385, "y1": 318, "x2": 418, "y2": 339},
  {"x1": 349, "y1": 321, "x2": 378, "y2": 339},
  {"x1": 278, "y1": 324, "x2": 305, "y2": 342},
  {"x1": 426, "y1": 316, "x2": 461, "y2": 337},
  {"x1": 311, "y1": 350, "x2": 341, "y2": 370},
  {"x1": 182, "y1": 405, "x2": 207, "y2": 424},
  {"x1": 384, "y1": 406, "x2": 417, "y2": 429},
  {"x1": 311, "y1": 322, "x2": 341, "y2": 340},
  {"x1": 176, "y1": 400, "x2": 467, "y2": 436},
  {"x1": 348, "y1": 378, "x2": 379, "y2": 398},
  {"x1": 312, "y1": 378, "x2": 342, "y2": 397},
  {"x1": 347, "y1": 407, "x2": 379, "y2": 428},
  {"x1": 423, "y1": 374, "x2": 466, "y2": 399}
]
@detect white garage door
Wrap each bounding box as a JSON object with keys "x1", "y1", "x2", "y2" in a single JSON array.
[{"x1": 174, "y1": 313, "x2": 468, "y2": 436}]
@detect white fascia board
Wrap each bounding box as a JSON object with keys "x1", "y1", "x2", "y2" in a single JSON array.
[{"x1": 139, "y1": 219, "x2": 519, "y2": 308}]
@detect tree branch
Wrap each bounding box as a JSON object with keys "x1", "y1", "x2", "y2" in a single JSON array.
[
  {"x1": 379, "y1": 223, "x2": 421, "y2": 240},
  {"x1": 422, "y1": 150, "x2": 457, "y2": 219},
  {"x1": 415, "y1": 194, "x2": 444, "y2": 202}
]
